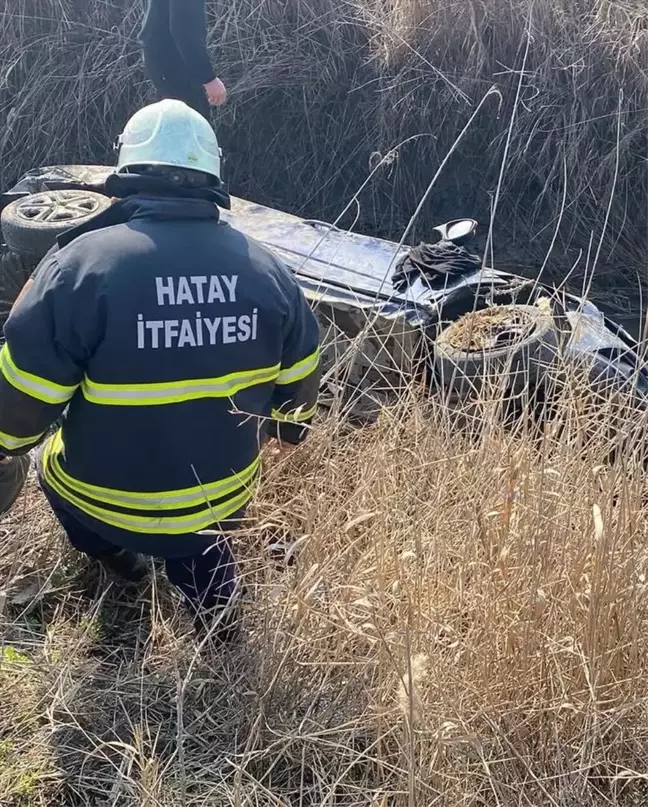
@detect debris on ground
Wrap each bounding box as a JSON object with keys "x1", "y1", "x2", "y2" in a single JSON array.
[{"x1": 443, "y1": 305, "x2": 538, "y2": 351}]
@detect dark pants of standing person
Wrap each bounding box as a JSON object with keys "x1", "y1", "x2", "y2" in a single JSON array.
[
  {"x1": 144, "y1": 50, "x2": 211, "y2": 120},
  {"x1": 40, "y1": 484, "x2": 237, "y2": 614}
]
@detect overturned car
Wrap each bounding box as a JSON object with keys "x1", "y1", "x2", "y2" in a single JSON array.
[{"x1": 1, "y1": 164, "x2": 647, "y2": 424}]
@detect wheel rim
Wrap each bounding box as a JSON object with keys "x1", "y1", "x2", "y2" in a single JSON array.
[{"x1": 14, "y1": 191, "x2": 102, "y2": 224}]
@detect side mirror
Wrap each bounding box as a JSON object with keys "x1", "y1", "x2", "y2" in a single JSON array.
[{"x1": 433, "y1": 218, "x2": 478, "y2": 243}]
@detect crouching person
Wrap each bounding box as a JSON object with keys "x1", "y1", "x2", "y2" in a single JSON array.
[{"x1": 0, "y1": 100, "x2": 320, "y2": 641}]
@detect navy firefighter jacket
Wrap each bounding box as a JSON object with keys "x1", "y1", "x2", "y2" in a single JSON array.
[{"x1": 0, "y1": 196, "x2": 321, "y2": 556}]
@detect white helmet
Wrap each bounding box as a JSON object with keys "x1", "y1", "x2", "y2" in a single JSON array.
[{"x1": 116, "y1": 99, "x2": 221, "y2": 182}]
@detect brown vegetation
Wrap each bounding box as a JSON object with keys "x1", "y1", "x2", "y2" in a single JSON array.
[
  {"x1": 1, "y1": 1, "x2": 648, "y2": 804},
  {"x1": 0, "y1": 0, "x2": 646, "y2": 297},
  {"x1": 3, "y1": 383, "x2": 648, "y2": 804}
]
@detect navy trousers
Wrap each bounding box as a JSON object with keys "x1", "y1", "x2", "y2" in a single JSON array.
[
  {"x1": 144, "y1": 49, "x2": 211, "y2": 120},
  {"x1": 41, "y1": 486, "x2": 238, "y2": 612}
]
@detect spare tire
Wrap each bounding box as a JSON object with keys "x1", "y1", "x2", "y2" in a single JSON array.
[
  {"x1": 434, "y1": 303, "x2": 558, "y2": 396},
  {"x1": 1, "y1": 190, "x2": 111, "y2": 262}
]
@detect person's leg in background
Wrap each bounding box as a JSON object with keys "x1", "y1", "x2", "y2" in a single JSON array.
[
  {"x1": 39, "y1": 483, "x2": 149, "y2": 583},
  {"x1": 175, "y1": 80, "x2": 211, "y2": 121},
  {"x1": 0, "y1": 454, "x2": 30, "y2": 515},
  {"x1": 143, "y1": 49, "x2": 211, "y2": 120},
  {"x1": 165, "y1": 534, "x2": 241, "y2": 642}
]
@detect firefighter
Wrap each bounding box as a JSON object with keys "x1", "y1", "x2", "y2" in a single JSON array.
[
  {"x1": 140, "y1": 0, "x2": 227, "y2": 118},
  {"x1": 0, "y1": 99, "x2": 321, "y2": 641}
]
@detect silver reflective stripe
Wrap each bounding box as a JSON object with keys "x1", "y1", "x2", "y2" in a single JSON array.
[
  {"x1": 81, "y1": 365, "x2": 280, "y2": 405},
  {"x1": 50, "y1": 451, "x2": 259, "y2": 511},
  {"x1": 276, "y1": 350, "x2": 320, "y2": 385},
  {"x1": 0, "y1": 346, "x2": 77, "y2": 405},
  {"x1": 0, "y1": 428, "x2": 44, "y2": 451},
  {"x1": 43, "y1": 461, "x2": 253, "y2": 535},
  {"x1": 271, "y1": 404, "x2": 317, "y2": 423}
]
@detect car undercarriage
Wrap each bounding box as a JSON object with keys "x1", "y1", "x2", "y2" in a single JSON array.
[{"x1": 1, "y1": 164, "x2": 646, "y2": 424}]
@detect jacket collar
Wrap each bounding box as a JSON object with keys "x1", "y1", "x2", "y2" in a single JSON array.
[{"x1": 56, "y1": 195, "x2": 220, "y2": 250}]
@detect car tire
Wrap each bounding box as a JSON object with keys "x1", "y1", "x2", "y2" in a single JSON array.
[
  {"x1": 434, "y1": 303, "x2": 558, "y2": 397},
  {"x1": 1, "y1": 190, "x2": 111, "y2": 262},
  {"x1": 0, "y1": 455, "x2": 31, "y2": 515}
]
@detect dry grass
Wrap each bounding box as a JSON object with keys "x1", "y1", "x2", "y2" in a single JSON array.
[
  {"x1": 0, "y1": 0, "x2": 646, "y2": 303},
  {"x1": 1, "y1": 0, "x2": 648, "y2": 803},
  {"x1": 3, "y1": 379, "x2": 648, "y2": 806}
]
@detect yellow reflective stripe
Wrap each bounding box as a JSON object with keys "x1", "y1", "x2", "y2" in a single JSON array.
[
  {"x1": 276, "y1": 349, "x2": 320, "y2": 385},
  {"x1": 81, "y1": 364, "x2": 281, "y2": 406},
  {"x1": 0, "y1": 427, "x2": 45, "y2": 451},
  {"x1": 271, "y1": 404, "x2": 317, "y2": 423},
  {"x1": 42, "y1": 452, "x2": 253, "y2": 535},
  {"x1": 46, "y1": 431, "x2": 260, "y2": 511},
  {"x1": 0, "y1": 345, "x2": 78, "y2": 405}
]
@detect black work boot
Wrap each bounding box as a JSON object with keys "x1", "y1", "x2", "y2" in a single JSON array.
[
  {"x1": 192, "y1": 584, "x2": 249, "y2": 645},
  {"x1": 194, "y1": 603, "x2": 242, "y2": 645},
  {"x1": 99, "y1": 549, "x2": 149, "y2": 583}
]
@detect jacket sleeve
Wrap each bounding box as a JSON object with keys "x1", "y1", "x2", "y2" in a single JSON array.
[
  {"x1": 169, "y1": 0, "x2": 216, "y2": 86},
  {"x1": 0, "y1": 256, "x2": 87, "y2": 455},
  {"x1": 267, "y1": 281, "x2": 321, "y2": 445}
]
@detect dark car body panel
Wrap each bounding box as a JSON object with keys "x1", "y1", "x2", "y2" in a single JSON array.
[{"x1": 2, "y1": 165, "x2": 646, "y2": 406}]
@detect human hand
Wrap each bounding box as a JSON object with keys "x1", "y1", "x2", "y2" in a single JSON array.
[
  {"x1": 267, "y1": 440, "x2": 299, "y2": 459},
  {"x1": 203, "y1": 77, "x2": 227, "y2": 106}
]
